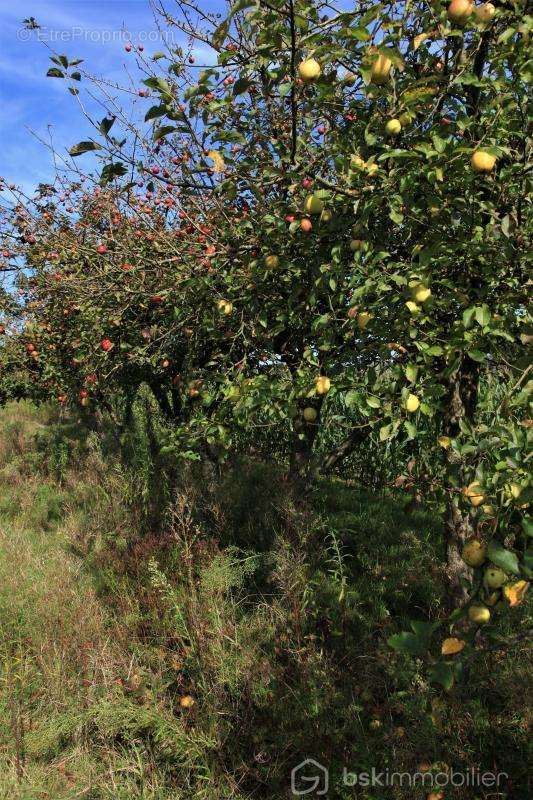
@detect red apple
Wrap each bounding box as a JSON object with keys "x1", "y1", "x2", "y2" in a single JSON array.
[{"x1": 101, "y1": 338, "x2": 113, "y2": 352}]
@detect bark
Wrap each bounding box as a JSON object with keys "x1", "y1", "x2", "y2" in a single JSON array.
[
  {"x1": 319, "y1": 426, "x2": 369, "y2": 475},
  {"x1": 289, "y1": 423, "x2": 317, "y2": 483},
  {"x1": 442, "y1": 359, "x2": 480, "y2": 609}
]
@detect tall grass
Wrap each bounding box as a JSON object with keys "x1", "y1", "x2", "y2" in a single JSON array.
[{"x1": 0, "y1": 400, "x2": 530, "y2": 799}]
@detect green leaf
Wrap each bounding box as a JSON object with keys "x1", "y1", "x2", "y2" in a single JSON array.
[
  {"x1": 475, "y1": 305, "x2": 491, "y2": 327},
  {"x1": 405, "y1": 364, "x2": 418, "y2": 382},
  {"x1": 46, "y1": 68, "x2": 64, "y2": 78},
  {"x1": 429, "y1": 661, "x2": 454, "y2": 691},
  {"x1": 145, "y1": 104, "x2": 167, "y2": 122},
  {"x1": 404, "y1": 421, "x2": 417, "y2": 440},
  {"x1": 388, "y1": 631, "x2": 425, "y2": 656},
  {"x1": 153, "y1": 125, "x2": 176, "y2": 142},
  {"x1": 100, "y1": 162, "x2": 128, "y2": 186},
  {"x1": 487, "y1": 541, "x2": 519, "y2": 575},
  {"x1": 99, "y1": 116, "x2": 116, "y2": 136},
  {"x1": 69, "y1": 141, "x2": 103, "y2": 156},
  {"x1": 366, "y1": 395, "x2": 381, "y2": 408},
  {"x1": 467, "y1": 350, "x2": 486, "y2": 363}
]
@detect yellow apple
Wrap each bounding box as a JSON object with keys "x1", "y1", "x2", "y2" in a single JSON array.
[
  {"x1": 303, "y1": 194, "x2": 325, "y2": 215},
  {"x1": 405, "y1": 300, "x2": 421, "y2": 314},
  {"x1": 370, "y1": 54, "x2": 392, "y2": 85},
  {"x1": 321, "y1": 209, "x2": 332, "y2": 223},
  {"x1": 385, "y1": 118, "x2": 402, "y2": 136},
  {"x1": 315, "y1": 376, "x2": 331, "y2": 395},
  {"x1": 468, "y1": 604, "x2": 491, "y2": 624},
  {"x1": 350, "y1": 154, "x2": 365, "y2": 170},
  {"x1": 474, "y1": 3, "x2": 496, "y2": 23},
  {"x1": 303, "y1": 406, "x2": 318, "y2": 423},
  {"x1": 264, "y1": 254, "x2": 279, "y2": 269},
  {"x1": 405, "y1": 393, "x2": 420, "y2": 413},
  {"x1": 350, "y1": 239, "x2": 366, "y2": 252},
  {"x1": 461, "y1": 538, "x2": 487, "y2": 567},
  {"x1": 484, "y1": 567, "x2": 507, "y2": 589},
  {"x1": 412, "y1": 284, "x2": 431, "y2": 303},
  {"x1": 447, "y1": 0, "x2": 473, "y2": 25},
  {"x1": 217, "y1": 299, "x2": 233, "y2": 315},
  {"x1": 471, "y1": 150, "x2": 497, "y2": 172},
  {"x1": 437, "y1": 435, "x2": 451, "y2": 448},
  {"x1": 357, "y1": 311, "x2": 372, "y2": 330},
  {"x1": 298, "y1": 58, "x2": 321, "y2": 82}
]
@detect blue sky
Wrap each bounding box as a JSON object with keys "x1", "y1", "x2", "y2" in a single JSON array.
[{"x1": 0, "y1": 1, "x2": 224, "y2": 196}]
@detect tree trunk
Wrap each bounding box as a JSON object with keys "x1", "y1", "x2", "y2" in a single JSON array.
[
  {"x1": 442, "y1": 358, "x2": 479, "y2": 608},
  {"x1": 444, "y1": 500, "x2": 473, "y2": 610}
]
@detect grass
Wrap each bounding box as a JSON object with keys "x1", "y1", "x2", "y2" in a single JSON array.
[{"x1": 0, "y1": 401, "x2": 530, "y2": 799}]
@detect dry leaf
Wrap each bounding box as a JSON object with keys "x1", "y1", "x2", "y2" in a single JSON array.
[
  {"x1": 413, "y1": 32, "x2": 429, "y2": 50},
  {"x1": 504, "y1": 580, "x2": 530, "y2": 607},
  {"x1": 207, "y1": 150, "x2": 225, "y2": 173},
  {"x1": 441, "y1": 637, "x2": 465, "y2": 656}
]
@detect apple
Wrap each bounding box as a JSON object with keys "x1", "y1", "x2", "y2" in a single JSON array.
[
  {"x1": 385, "y1": 118, "x2": 401, "y2": 136},
  {"x1": 80, "y1": 397, "x2": 90, "y2": 407},
  {"x1": 468, "y1": 604, "x2": 491, "y2": 624},
  {"x1": 474, "y1": 2, "x2": 496, "y2": 23},
  {"x1": 463, "y1": 481, "x2": 485, "y2": 506},
  {"x1": 303, "y1": 407, "x2": 318, "y2": 423},
  {"x1": 298, "y1": 58, "x2": 321, "y2": 82},
  {"x1": 264, "y1": 254, "x2": 279, "y2": 269},
  {"x1": 412, "y1": 284, "x2": 431, "y2": 303},
  {"x1": 370, "y1": 54, "x2": 392, "y2": 85},
  {"x1": 350, "y1": 154, "x2": 365, "y2": 170},
  {"x1": 300, "y1": 218, "x2": 313, "y2": 233},
  {"x1": 484, "y1": 567, "x2": 507, "y2": 589},
  {"x1": 350, "y1": 239, "x2": 366, "y2": 252},
  {"x1": 405, "y1": 393, "x2": 420, "y2": 413},
  {"x1": 303, "y1": 194, "x2": 324, "y2": 215},
  {"x1": 101, "y1": 338, "x2": 113, "y2": 352},
  {"x1": 96, "y1": 244, "x2": 108, "y2": 254},
  {"x1": 447, "y1": 0, "x2": 473, "y2": 25},
  {"x1": 471, "y1": 150, "x2": 496, "y2": 172},
  {"x1": 79, "y1": 389, "x2": 89, "y2": 399},
  {"x1": 437, "y1": 435, "x2": 451, "y2": 448},
  {"x1": 405, "y1": 301, "x2": 421, "y2": 314},
  {"x1": 321, "y1": 209, "x2": 332, "y2": 223},
  {"x1": 26, "y1": 343, "x2": 35, "y2": 353},
  {"x1": 357, "y1": 311, "x2": 372, "y2": 330},
  {"x1": 315, "y1": 376, "x2": 331, "y2": 395},
  {"x1": 217, "y1": 299, "x2": 233, "y2": 315},
  {"x1": 462, "y1": 539, "x2": 487, "y2": 567}
]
